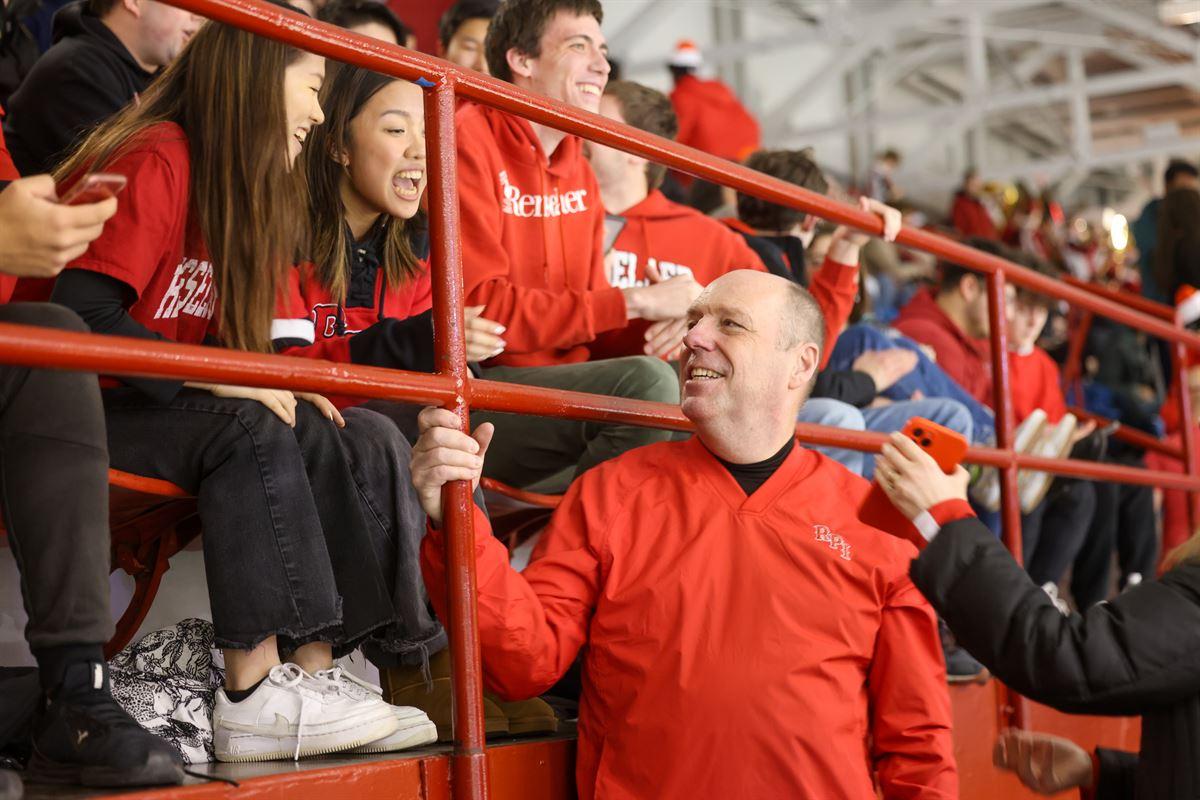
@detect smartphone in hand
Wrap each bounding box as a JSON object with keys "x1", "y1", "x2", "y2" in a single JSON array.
[
  {"x1": 59, "y1": 173, "x2": 127, "y2": 206},
  {"x1": 857, "y1": 417, "x2": 968, "y2": 550}
]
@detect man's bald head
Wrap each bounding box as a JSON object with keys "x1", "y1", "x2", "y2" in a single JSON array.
[
  {"x1": 700, "y1": 270, "x2": 825, "y2": 357},
  {"x1": 682, "y1": 269, "x2": 826, "y2": 460}
]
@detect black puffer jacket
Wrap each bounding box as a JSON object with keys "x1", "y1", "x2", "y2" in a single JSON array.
[{"x1": 910, "y1": 517, "x2": 1200, "y2": 800}]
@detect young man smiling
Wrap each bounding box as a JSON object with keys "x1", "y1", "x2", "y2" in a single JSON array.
[
  {"x1": 413, "y1": 270, "x2": 958, "y2": 799},
  {"x1": 585, "y1": 79, "x2": 766, "y2": 361},
  {"x1": 456, "y1": 0, "x2": 700, "y2": 493}
]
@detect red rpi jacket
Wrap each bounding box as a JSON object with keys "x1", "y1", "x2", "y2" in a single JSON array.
[{"x1": 421, "y1": 437, "x2": 958, "y2": 800}]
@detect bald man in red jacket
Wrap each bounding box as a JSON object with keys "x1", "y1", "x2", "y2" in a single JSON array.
[{"x1": 413, "y1": 270, "x2": 957, "y2": 800}]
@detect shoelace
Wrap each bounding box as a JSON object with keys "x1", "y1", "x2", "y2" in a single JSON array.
[
  {"x1": 314, "y1": 666, "x2": 384, "y2": 701},
  {"x1": 267, "y1": 664, "x2": 310, "y2": 761}
]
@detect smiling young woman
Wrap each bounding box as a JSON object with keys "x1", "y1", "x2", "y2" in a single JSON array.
[{"x1": 41, "y1": 9, "x2": 441, "y2": 762}]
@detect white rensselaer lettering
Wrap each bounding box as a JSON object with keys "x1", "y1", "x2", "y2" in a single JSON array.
[
  {"x1": 153, "y1": 258, "x2": 216, "y2": 321},
  {"x1": 498, "y1": 170, "x2": 590, "y2": 219}
]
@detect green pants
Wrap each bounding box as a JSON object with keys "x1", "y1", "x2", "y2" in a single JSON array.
[{"x1": 474, "y1": 356, "x2": 680, "y2": 494}]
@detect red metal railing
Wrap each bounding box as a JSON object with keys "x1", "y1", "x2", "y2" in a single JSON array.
[{"x1": 5, "y1": 1, "x2": 1200, "y2": 796}]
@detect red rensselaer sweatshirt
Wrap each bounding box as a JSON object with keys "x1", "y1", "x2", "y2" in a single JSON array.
[
  {"x1": 456, "y1": 102, "x2": 627, "y2": 368},
  {"x1": 591, "y1": 189, "x2": 766, "y2": 360}
]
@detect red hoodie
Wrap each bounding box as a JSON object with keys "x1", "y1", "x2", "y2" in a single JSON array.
[
  {"x1": 456, "y1": 103, "x2": 626, "y2": 368},
  {"x1": 670, "y1": 74, "x2": 760, "y2": 166},
  {"x1": 0, "y1": 109, "x2": 20, "y2": 303},
  {"x1": 950, "y1": 192, "x2": 999, "y2": 241},
  {"x1": 893, "y1": 288, "x2": 993, "y2": 405},
  {"x1": 422, "y1": 437, "x2": 957, "y2": 800},
  {"x1": 590, "y1": 189, "x2": 765, "y2": 359},
  {"x1": 1008, "y1": 346, "x2": 1066, "y2": 424}
]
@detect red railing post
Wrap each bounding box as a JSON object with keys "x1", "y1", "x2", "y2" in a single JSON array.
[
  {"x1": 1174, "y1": 342, "x2": 1199, "y2": 534},
  {"x1": 1061, "y1": 308, "x2": 1093, "y2": 404},
  {"x1": 425, "y1": 75, "x2": 489, "y2": 800},
  {"x1": 985, "y1": 270, "x2": 1028, "y2": 730}
]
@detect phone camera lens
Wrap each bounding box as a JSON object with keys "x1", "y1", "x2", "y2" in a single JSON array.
[
  {"x1": 921, "y1": 438, "x2": 933, "y2": 447},
  {"x1": 913, "y1": 428, "x2": 925, "y2": 437}
]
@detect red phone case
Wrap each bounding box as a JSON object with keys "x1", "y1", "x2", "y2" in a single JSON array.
[
  {"x1": 61, "y1": 173, "x2": 127, "y2": 206},
  {"x1": 856, "y1": 417, "x2": 968, "y2": 550}
]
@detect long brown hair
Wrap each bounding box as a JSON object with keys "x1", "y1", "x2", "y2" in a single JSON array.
[
  {"x1": 1166, "y1": 530, "x2": 1200, "y2": 570},
  {"x1": 1154, "y1": 187, "x2": 1200, "y2": 297},
  {"x1": 303, "y1": 63, "x2": 421, "y2": 303},
  {"x1": 56, "y1": 19, "x2": 309, "y2": 352}
]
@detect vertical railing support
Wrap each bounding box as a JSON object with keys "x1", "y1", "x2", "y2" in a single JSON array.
[
  {"x1": 985, "y1": 270, "x2": 1027, "y2": 730},
  {"x1": 1174, "y1": 341, "x2": 1199, "y2": 534},
  {"x1": 424, "y1": 75, "x2": 489, "y2": 800}
]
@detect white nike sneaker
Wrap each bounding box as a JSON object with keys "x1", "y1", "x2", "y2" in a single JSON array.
[
  {"x1": 314, "y1": 667, "x2": 439, "y2": 753},
  {"x1": 213, "y1": 663, "x2": 399, "y2": 762}
]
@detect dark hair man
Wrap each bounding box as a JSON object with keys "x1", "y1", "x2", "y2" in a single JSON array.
[
  {"x1": 455, "y1": 0, "x2": 700, "y2": 495},
  {"x1": 3, "y1": 0, "x2": 200, "y2": 175},
  {"x1": 438, "y1": 0, "x2": 497, "y2": 72},
  {"x1": 319, "y1": 0, "x2": 413, "y2": 47},
  {"x1": 585, "y1": 79, "x2": 766, "y2": 360},
  {"x1": 1132, "y1": 158, "x2": 1199, "y2": 303}
]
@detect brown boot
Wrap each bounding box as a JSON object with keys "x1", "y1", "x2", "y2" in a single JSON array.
[
  {"x1": 488, "y1": 694, "x2": 559, "y2": 736},
  {"x1": 379, "y1": 650, "x2": 508, "y2": 742}
]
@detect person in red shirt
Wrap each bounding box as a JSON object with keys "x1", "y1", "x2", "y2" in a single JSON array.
[
  {"x1": 0, "y1": 115, "x2": 190, "y2": 793},
  {"x1": 275, "y1": 65, "x2": 502, "y2": 383},
  {"x1": 412, "y1": 269, "x2": 958, "y2": 800},
  {"x1": 950, "y1": 168, "x2": 999, "y2": 241},
  {"x1": 44, "y1": 16, "x2": 439, "y2": 761},
  {"x1": 894, "y1": 239, "x2": 998, "y2": 406},
  {"x1": 274, "y1": 64, "x2": 551, "y2": 740},
  {"x1": 459, "y1": 0, "x2": 701, "y2": 493},
  {"x1": 584, "y1": 79, "x2": 766, "y2": 361},
  {"x1": 667, "y1": 39, "x2": 759, "y2": 174},
  {"x1": 1004, "y1": 279, "x2": 1100, "y2": 594}
]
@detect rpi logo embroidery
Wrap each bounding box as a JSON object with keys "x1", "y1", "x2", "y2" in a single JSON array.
[{"x1": 813, "y1": 525, "x2": 852, "y2": 561}]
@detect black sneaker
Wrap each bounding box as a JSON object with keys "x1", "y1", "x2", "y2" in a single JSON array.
[
  {"x1": 939, "y1": 619, "x2": 989, "y2": 684},
  {"x1": 0, "y1": 769, "x2": 21, "y2": 800},
  {"x1": 27, "y1": 661, "x2": 183, "y2": 787}
]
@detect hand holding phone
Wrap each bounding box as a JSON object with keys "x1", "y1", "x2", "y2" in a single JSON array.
[
  {"x1": 857, "y1": 417, "x2": 968, "y2": 550},
  {"x1": 59, "y1": 173, "x2": 127, "y2": 206}
]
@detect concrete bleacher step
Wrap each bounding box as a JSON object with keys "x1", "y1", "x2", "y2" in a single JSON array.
[{"x1": 13, "y1": 683, "x2": 1139, "y2": 799}]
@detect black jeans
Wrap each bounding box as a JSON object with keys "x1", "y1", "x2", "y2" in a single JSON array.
[
  {"x1": 1022, "y1": 479, "x2": 1096, "y2": 588},
  {"x1": 0, "y1": 304, "x2": 113, "y2": 652},
  {"x1": 102, "y1": 389, "x2": 443, "y2": 661},
  {"x1": 1072, "y1": 478, "x2": 1157, "y2": 608}
]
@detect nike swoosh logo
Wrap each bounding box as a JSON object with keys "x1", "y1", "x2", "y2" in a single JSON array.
[{"x1": 219, "y1": 713, "x2": 294, "y2": 737}]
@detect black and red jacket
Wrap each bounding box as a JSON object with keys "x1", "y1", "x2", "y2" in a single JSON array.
[{"x1": 273, "y1": 218, "x2": 436, "y2": 374}]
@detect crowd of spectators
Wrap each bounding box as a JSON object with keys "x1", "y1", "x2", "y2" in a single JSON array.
[{"x1": 0, "y1": 0, "x2": 1196, "y2": 797}]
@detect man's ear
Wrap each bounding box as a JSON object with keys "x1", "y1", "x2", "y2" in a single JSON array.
[
  {"x1": 506, "y1": 47, "x2": 533, "y2": 80},
  {"x1": 959, "y1": 273, "x2": 981, "y2": 302},
  {"x1": 122, "y1": 0, "x2": 142, "y2": 17},
  {"x1": 787, "y1": 341, "x2": 820, "y2": 391}
]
